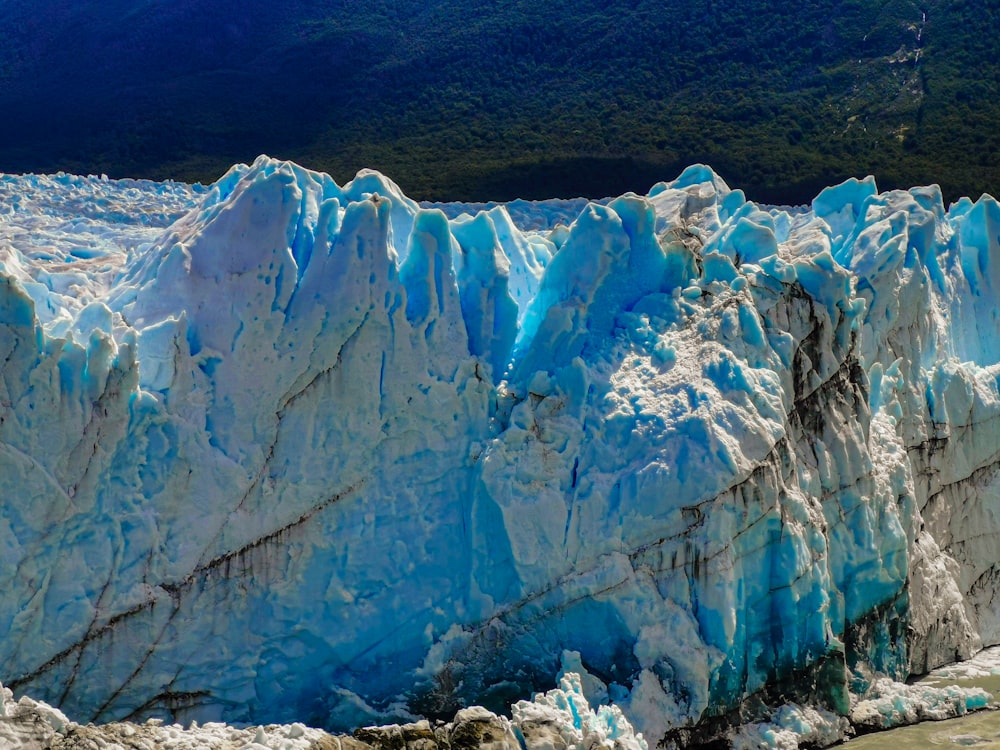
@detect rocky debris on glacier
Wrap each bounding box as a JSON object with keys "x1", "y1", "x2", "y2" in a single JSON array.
[{"x1": 1, "y1": 155, "x2": 1000, "y2": 749}]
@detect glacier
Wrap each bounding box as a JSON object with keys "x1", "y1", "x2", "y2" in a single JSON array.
[{"x1": 0, "y1": 156, "x2": 998, "y2": 747}]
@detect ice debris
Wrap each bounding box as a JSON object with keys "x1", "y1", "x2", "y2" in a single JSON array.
[
  {"x1": 512, "y1": 673, "x2": 647, "y2": 750},
  {"x1": 0, "y1": 674, "x2": 645, "y2": 750},
  {"x1": 850, "y1": 677, "x2": 992, "y2": 730},
  {"x1": 729, "y1": 704, "x2": 849, "y2": 750}
]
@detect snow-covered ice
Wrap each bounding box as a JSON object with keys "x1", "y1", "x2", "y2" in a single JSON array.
[{"x1": 1, "y1": 157, "x2": 999, "y2": 748}]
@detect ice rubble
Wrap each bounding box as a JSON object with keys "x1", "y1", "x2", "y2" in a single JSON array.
[
  {"x1": 0, "y1": 671, "x2": 646, "y2": 750},
  {"x1": 0, "y1": 157, "x2": 999, "y2": 747}
]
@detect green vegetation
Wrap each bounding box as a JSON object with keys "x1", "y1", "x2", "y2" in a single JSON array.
[{"x1": 0, "y1": 0, "x2": 997, "y2": 203}]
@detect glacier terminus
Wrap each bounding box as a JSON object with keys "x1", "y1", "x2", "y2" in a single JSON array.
[{"x1": 0, "y1": 157, "x2": 998, "y2": 747}]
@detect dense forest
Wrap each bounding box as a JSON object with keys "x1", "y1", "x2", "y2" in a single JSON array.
[{"x1": 0, "y1": 0, "x2": 997, "y2": 203}]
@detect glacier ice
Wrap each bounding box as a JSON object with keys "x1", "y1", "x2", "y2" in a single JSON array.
[{"x1": 0, "y1": 157, "x2": 999, "y2": 747}]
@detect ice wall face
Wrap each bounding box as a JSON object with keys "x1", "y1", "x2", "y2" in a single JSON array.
[
  {"x1": 0, "y1": 160, "x2": 493, "y2": 727},
  {"x1": 0, "y1": 158, "x2": 998, "y2": 745}
]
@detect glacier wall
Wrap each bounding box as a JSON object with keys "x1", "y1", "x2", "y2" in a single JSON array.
[{"x1": 0, "y1": 158, "x2": 998, "y2": 744}]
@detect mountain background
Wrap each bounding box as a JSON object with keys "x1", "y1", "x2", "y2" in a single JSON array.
[{"x1": 0, "y1": 0, "x2": 997, "y2": 203}]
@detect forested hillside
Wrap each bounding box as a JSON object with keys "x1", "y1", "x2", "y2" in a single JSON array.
[{"x1": 0, "y1": 0, "x2": 996, "y2": 202}]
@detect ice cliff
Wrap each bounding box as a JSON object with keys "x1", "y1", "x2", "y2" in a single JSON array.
[{"x1": 0, "y1": 157, "x2": 998, "y2": 747}]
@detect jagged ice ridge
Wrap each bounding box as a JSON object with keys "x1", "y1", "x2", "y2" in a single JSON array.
[{"x1": 0, "y1": 157, "x2": 998, "y2": 747}]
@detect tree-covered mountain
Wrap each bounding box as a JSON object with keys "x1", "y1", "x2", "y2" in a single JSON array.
[{"x1": 0, "y1": 0, "x2": 997, "y2": 203}]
